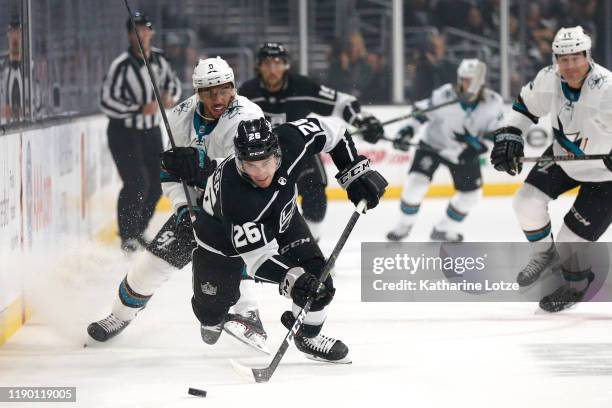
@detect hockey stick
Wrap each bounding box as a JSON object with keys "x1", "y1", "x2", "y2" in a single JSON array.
[
  {"x1": 122, "y1": 0, "x2": 197, "y2": 221},
  {"x1": 352, "y1": 77, "x2": 484, "y2": 136},
  {"x1": 521, "y1": 153, "x2": 612, "y2": 163},
  {"x1": 230, "y1": 200, "x2": 368, "y2": 383},
  {"x1": 350, "y1": 98, "x2": 459, "y2": 136}
]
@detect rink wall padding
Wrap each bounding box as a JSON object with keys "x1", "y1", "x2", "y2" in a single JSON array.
[{"x1": 0, "y1": 116, "x2": 120, "y2": 345}]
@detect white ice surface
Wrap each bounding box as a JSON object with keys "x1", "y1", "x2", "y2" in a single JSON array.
[{"x1": 1, "y1": 197, "x2": 612, "y2": 408}]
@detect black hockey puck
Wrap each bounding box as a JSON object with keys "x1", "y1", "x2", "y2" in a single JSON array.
[{"x1": 188, "y1": 387, "x2": 207, "y2": 397}]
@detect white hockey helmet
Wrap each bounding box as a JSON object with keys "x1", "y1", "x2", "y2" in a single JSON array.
[
  {"x1": 457, "y1": 58, "x2": 487, "y2": 98},
  {"x1": 552, "y1": 26, "x2": 592, "y2": 57},
  {"x1": 192, "y1": 56, "x2": 235, "y2": 89}
]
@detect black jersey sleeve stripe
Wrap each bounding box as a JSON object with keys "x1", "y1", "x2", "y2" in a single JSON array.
[{"x1": 512, "y1": 94, "x2": 539, "y2": 124}]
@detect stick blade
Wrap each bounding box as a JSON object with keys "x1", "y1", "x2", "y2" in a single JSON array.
[
  {"x1": 230, "y1": 359, "x2": 257, "y2": 383},
  {"x1": 229, "y1": 359, "x2": 273, "y2": 383}
]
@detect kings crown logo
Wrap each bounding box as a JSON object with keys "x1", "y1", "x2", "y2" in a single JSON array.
[{"x1": 201, "y1": 282, "x2": 218, "y2": 296}]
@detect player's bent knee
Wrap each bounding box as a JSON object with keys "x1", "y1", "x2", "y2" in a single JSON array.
[
  {"x1": 127, "y1": 251, "x2": 174, "y2": 296},
  {"x1": 191, "y1": 297, "x2": 229, "y2": 326},
  {"x1": 191, "y1": 247, "x2": 243, "y2": 325},
  {"x1": 453, "y1": 189, "x2": 482, "y2": 211},
  {"x1": 513, "y1": 183, "x2": 551, "y2": 228}
]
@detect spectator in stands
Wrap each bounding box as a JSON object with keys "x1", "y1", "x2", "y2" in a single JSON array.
[
  {"x1": 327, "y1": 39, "x2": 352, "y2": 94},
  {"x1": 404, "y1": 0, "x2": 435, "y2": 27},
  {"x1": 465, "y1": 6, "x2": 494, "y2": 38},
  {"x1": 345, "y1": 32, "x2": 374, "y2": 99},
  {"x1": 408, "y1": 33, "x2": 455, "y2": 101},
  {"x1": 0, "y1": 17, "x2": 24, "y2": 123},
  {"x1": 433, "y1": 0, "x2": 472, "y2": 32},
  {"x1": 481, "y1": 0, "x2": 501, "y2": 37},
  {"x1": 364, "y1": 52, "x2": 391, "y2": 104}
]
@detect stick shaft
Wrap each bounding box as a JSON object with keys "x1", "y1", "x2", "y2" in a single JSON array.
[
  {"x1": 250, "y1": 200, "x2": 367, "y2": 383},
  {"x1": 521, "y1": 154, "x2": 611, "y2": 163}
]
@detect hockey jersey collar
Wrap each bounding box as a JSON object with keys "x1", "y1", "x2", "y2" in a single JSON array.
[{"x1": 193, "y1": 101, "x2": 218, "y2": 143}]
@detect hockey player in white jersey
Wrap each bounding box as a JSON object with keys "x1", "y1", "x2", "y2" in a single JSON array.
[
  {"x1": 490, "y1": 26, "x2": 612, "y2": 312},
  {"x1": 88, "y1": 57, "x2": 270, "y2": 351},
  {"x1": 386, "y1": 59, "x2": 504, "y2": 242}
]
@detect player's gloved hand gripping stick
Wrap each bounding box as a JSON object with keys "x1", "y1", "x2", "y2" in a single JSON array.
[{"x1": 230, "y1": 200, "x2": 368, "y2": 383}]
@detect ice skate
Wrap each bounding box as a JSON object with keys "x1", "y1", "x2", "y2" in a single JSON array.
[
  {"x1": 200, "y1": 321, "x2": 224, "y2": 345},
  {"x1": 430, "y1": 228, "x2": 463, "y2": 242},
  {"x1": 386, "y1": 224, "x2": 412, "y2": 241},
  {"x1": 87, "y1": 313, "x2": 131, "y2": 342},
  {"x1": 294, "y1": 333, "x2": 351, "y2": 364},
  {"x1": 224, "y1": 310, "x2": 269, "y2": 354},
  {"x1": 539, "y1": 268, "x2": 594, "y2": 312},
  {"x1": 516, "y1": 245, "x2": 560, "y2": 287},
  {"x1": 539, "y1": 285, "x2": 585, "y2": 313}
]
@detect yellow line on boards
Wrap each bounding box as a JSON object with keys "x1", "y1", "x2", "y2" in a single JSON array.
[{"x1": 0, "y1": 296, "x2": 26, "y2": 346}]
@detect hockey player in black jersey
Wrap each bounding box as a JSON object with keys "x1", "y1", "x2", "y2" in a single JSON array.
[
  {"x1": 160, "y1": 116, "x2": 387, "y2": 362},
  {"x1": 239, "y1": 42, "x2": 384, "y2": 240}
]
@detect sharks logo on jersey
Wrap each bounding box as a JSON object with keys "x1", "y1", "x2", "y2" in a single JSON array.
[{"x1": 553, "y1": 117, "x2": 586, "y2": 156}]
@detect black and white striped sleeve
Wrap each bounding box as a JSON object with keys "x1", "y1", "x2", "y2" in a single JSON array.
[
  {"x1": 99, "y1": 54, "x2": 141, "y2": 119},
  {"x1": 158, "y1": 53, "x2": 182, "y2": 104}
]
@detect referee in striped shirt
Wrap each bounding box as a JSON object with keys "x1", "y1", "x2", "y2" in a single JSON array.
[{"x1": 100, "y1": 12, "x2": 181, "y2": 253}]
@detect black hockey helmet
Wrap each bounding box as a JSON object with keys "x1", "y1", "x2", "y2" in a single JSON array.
[
  {"x1": 256, "y1": 42, "x2": 290, "y2": 66},
  {"x1": 235, "y1": 118, "x2": 282, "y2": 182},
  {"x1": 126, "y1": 11, "x2": 153, "y2": 32}
]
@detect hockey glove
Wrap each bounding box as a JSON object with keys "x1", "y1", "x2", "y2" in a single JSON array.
[
  {"x1": 336, "y1": 155, "x2": 388, "y2": 209},
  {"x1": 355, "y1": 114, "x2": 385, "y2": 144},
  {"x1": 280, "y1": 267, "x2": 334, "y2": 308},
  {"x1": 456, "y1": 132, "x2": 488, "y2": 164},
  {"x1": 160, "y1": 147, "x2": 216, "y2": 189},
  {"x1": 175, "y1": 205, "x2": 200, "y2": 230},
  {"x1": 393, "y1": 125, "x2": 415, "y2": 151},
  {"x1": 604, "y1": 149, "x2": 612, "y2": 172},
  {"x1": 490, "y1": 127, "x2": 524, "y2": 176}
]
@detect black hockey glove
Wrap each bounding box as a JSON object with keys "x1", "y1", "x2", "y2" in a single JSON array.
[
  {"x1": 279, "y1": 267, "x2": 334, "y2": 308},
  {"x1": 393, "y1": 125, "x2": 415, "y2": 151},
  {"x1": 336, "y1": 155, "x2": 388, "y2": 209},
  {"x1": 355, "y1": 114, "x2": 385, "y2": 144},
  {"x1": 490, "y1": 127, "x2": 524, "y2": 176},
  {"x1": 160, "y1": 147, "x2": 216, "y2": 189},
  {"x1": 604, "y1": 148, "x2": 612, "y2": 172},
  {"x1": 175, "y1": 205, "x2": 200, "y2": 230},
  {"x1": 456, "y1": 132, "x2": 488, "y2": 164}
]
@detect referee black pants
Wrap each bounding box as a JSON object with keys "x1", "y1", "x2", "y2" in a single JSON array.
[{"x1": 107, "y1": 120, "x2": 163, "y2": 243}]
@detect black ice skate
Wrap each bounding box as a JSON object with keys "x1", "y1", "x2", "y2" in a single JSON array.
[
  {"x1": 516, "y1": 244, "x2": 560, "y2": 287},
  {"x1": 224, "y1": 310, "x2": 269, "y2": 354},
  {"x1": 200, "y1": 321, "x2": 224, "y2": 345},
  {"x1": 539, "y1": 268, "x2": 594, "y2": 313},
  {"x1": 280, "y1": 310, "x2": 351, "y2": 363},
  {"x1": 87, "y1": 313, "x2": 131, "y2": 342},
  {"x1": 294, "y1": 334, "x2": 352, "y2": 364},
  {"x1": 386, "y1": 224, "x2": 412, "y2": 241},
  {"x1": 539, "y1": 285, "x2": 586, "y2": 312},
  {"x1": 430, "y1": 228, "x2": 464, "y2": 242}
]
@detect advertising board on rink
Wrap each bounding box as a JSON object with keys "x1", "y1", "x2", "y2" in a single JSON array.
[
  {"x1": 318, "y1": 104, "x2": 551, "y2": 197},
  {"x1": 0, "y1": 116, "x2": 119, "y2": 345}
]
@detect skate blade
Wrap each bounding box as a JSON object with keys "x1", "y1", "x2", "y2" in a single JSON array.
[
  {"x1": 223, "y1": 325, "x2": 270, "y2": 355},
  {"x1": 303, "y1": 353, "x2": 352, "y2": 364}
]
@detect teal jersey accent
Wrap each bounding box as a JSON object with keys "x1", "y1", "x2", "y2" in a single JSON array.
[{"x1": 193, "y1": 102, "x2": 218, "y2": 143}]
